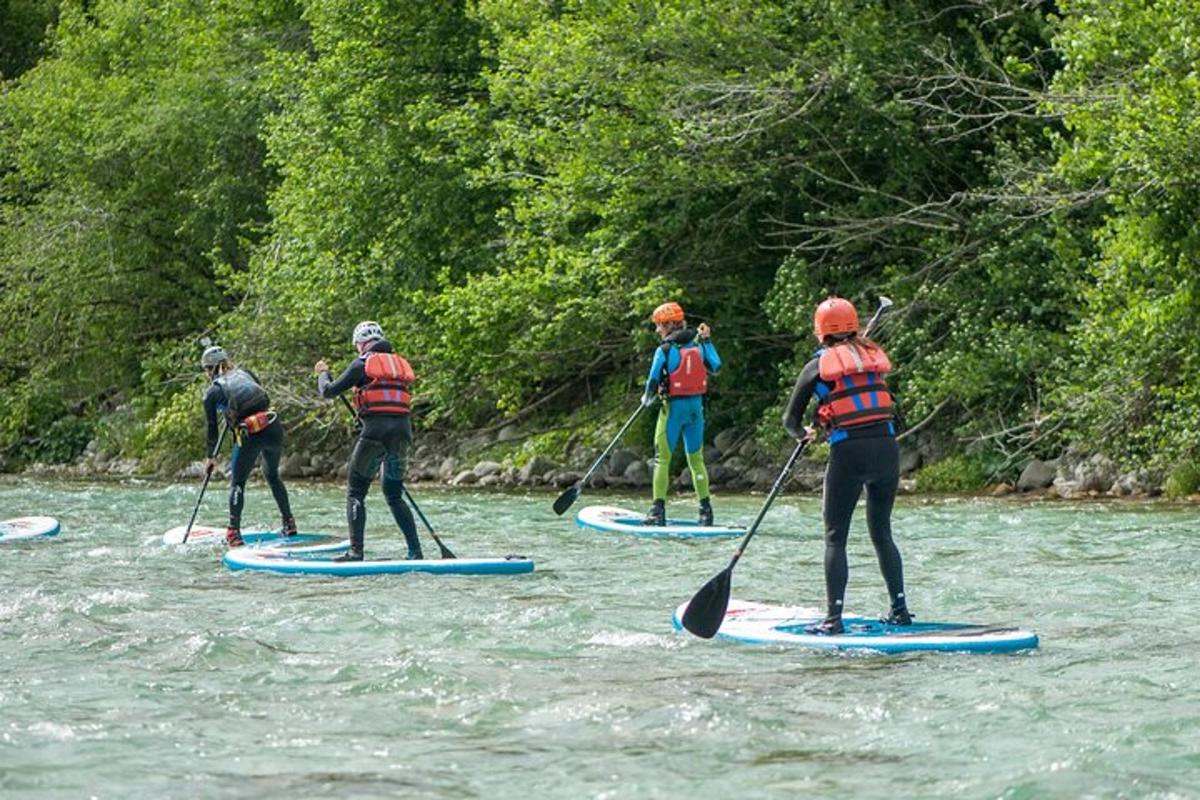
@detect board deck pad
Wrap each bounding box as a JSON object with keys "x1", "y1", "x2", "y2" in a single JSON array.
[
  {"x1": 576, "y1": 505, "x2": 744, "y2": 539},
  {"x1": 162, "y1": 524, "x2": 348, "y2": 554},
  {"x1": 0, "y1": 517, "x2": 61, "y2": 543},
  {"x1": 672, "y1": 599, "x2": 1039, "y2": 654},
  {"x1": 224, "y1": 548, "x2": 535, "y2": 576}
]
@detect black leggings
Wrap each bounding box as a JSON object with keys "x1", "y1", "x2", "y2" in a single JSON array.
[
  {"x1": 820, "y1": 434, "x2": 905, "y2": 619},
  {"x1": 228, "y1": 419, "x2": 292, "y2": 529},
  {"x1": 346, "y1": 415, "x2": 420, "y2": 555}
]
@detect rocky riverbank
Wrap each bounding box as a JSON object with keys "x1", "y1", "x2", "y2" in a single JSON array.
[{"x1": 16, "y1": 429, "x2": 1175, "y2": 501}]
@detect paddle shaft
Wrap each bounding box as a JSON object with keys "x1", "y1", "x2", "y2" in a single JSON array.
[
  {"x1": 182, "y1": 423, "x2": 227, "y2": 544},
  {"x1": 578, "y1": 403, "x2": 645, "y2": 487},
  {"x1": 726, "y1": 437, "x2": 811, "y2": 566}
]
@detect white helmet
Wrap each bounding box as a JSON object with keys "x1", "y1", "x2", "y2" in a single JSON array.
[
  {"x1": 352, "y1": 320, "x2": 384, "y2": 346},
  {"x1": 201, "y1": 345, "x2": 228, "y2": 369}
]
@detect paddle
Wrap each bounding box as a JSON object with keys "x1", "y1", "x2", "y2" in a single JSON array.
[
  {"x1": 402, "y1": 488, "x2": 456, "y2": 559},
  {"x1": 552, "y1": 403, "x2": 646, "y2": 516},
  {"x1": 680, "y1": 437, "x2": 811, "y2": 637},
  {"x1": 181, "y1": 423, "x2": 228, "y2": 544},
  {"x1": 680, "y1": 296, "x2": 895, "y2": 638},
  {"x1": 335, "y1": 394, "x2": 456, "y2": 558}
]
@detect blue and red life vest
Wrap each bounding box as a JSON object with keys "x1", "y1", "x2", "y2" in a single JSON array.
[
  {"x1": 815, "y1": 341, "x2": 894, "y2": 432},
  {"x1": 353, "y1": 352, "x2": 415, "y2": 415},
  {"x1": 661, "y1": 342, "x2": 708, "y2": 397}
]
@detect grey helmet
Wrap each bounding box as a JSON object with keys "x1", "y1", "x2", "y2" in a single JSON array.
[
  {"x1": 352, "y1": 320, "x2": 384, "y2": 346},
  {"x1": 201, "y1": 345, "x2": 229, "y2": 369}
]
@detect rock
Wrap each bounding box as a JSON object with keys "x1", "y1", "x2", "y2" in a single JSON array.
[
  {"x1": 451, "y1": 469, "x2": 478, "y2": 486},
  {"x1": 570, "y1": 447, "x2": 602, "y2": 470},
  {"x1": 497, "y1": 425, "x2": 522, "y2": 442},
  {"x1": 1017, "y1": 459, "x2": 1057, "y2": 492},
  {"x1": 789, "y1": 466, "x2": 824, "y2": 492},
  {"x1": 706, "y1": 463, "x2": 736, "y2": 486},
  {"x1": 551, "y1": 470, "x2": 582, "y2": 488},
  {"x1": 898, "y1": 446, "x2": 921, "y2": 476},
  {"x1": 478, "y1": 474, "x2": 504, "y2": 487},
  {"x1": 989, "y1": 482, "x2": 1014, "y2": 496},
  {"x1": 473, "y1": 460, "x2": 503, "y2": 478},
  {"x1": 623, "y1": 460, "x2": 651, "y2": 487},
  {"x1": 438, "y1": 457, "x2": 459, "y2": 480},
  {"x1": 1052, "y1": 476, "x2": 1084, "y2": 499},
  {"x1": 179, "y1": 461, "x2": 206, "y2": 479},
  {"x1": 714, "y1": 429, "x2": 741, "y2": 456},
  {"x1": 608, "y1": 448, "x2": 638, "y2": 477},
  {"x1": 1074, "y1": 453, "x2": 1119, "y2": 493},
  {"x1": 703, "y1": 445, "x2": 721, "y2": 465},
  {"x1": 721, "y1": 456, "x2": 746, "y2": 472},
  {"x1": 747, "y1": 467, "x2": 777, "y2": 490},
  {"x1": 673, "y1": 470, "x2": 692, "y2": 489},
  {"x1": 519, "y1": 456, "x2": 558, "y2": 484},
  {"x1": 898, "y1": 478, "x2": 916, "y2": 494},
  {"x1": 336, "y1": 462, "x2": 349, "y2": 480},
  {"x1": 1113, "y1": 468, "x2": 1162, "y2": 496},
  {"x1": 738, "y1": 439, "x2": 764, "y2": 462},
  {"x1": 281, "y1": 453, "x2": 307, "y2": 478}
]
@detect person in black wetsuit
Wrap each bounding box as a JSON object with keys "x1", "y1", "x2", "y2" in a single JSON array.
[
  {"x1": 781, "y1": 297, "x2": 912, "y2": 634},
  {"x1": 314, "y1": 321, "x2": 422, "y2": 562},
  {"x1": 201, "y1": 345, "x2": 296, "y2": 548}
]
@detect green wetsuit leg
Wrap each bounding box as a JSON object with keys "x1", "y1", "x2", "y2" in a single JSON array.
[
  {"x1": 685, "y1": 446, "x2": 710, "y2": 502},
  {"x1": 652, "y1": 405, "x2": 672, "y2": 502}
]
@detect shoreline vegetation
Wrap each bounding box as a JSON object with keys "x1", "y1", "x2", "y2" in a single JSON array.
[{"x1": 3, "y1": 2, "x2": 1200, "y2": 497}]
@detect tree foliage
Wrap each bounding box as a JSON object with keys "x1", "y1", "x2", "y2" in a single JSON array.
[{"x1": 1, "y1": 0, "x2": 1197, "y2": 477}]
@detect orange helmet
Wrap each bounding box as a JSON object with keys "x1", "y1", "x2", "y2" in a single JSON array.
[
  {"x1": 651, "y1": 302, "x2": 685, "y2": 324},
  {"x1": 813, "y1": 297, "x2": 859, "y2": 338}
]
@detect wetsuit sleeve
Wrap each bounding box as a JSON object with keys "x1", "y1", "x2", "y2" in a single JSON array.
[
  {"x1": 643, "y1": 347, "x2": 668, "y2": 397},
  {"x1": 782, "y1": 358, "x2": 822, "y2": 439},
  {"x1": 701, "y1": 340, "x2": 721, "y2": 374},
  {"x1": 203, "y1": 384, "x2": 223, "y2": 454},
  {"x1": 318, "y1": 358, "x2": 365, "y2": 399}
]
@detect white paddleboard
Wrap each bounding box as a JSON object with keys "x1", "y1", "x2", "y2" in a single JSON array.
[
  {"x1": 576, "y1": 505, "x2": 744, "y2": 538},
  {"x1": 0, "y1": 516, "x2": 61, "y2": 543},
  {"x1": 673, "y1": 599, "x2": 1039, "y2": 654},
  {"x1": 161, "y1": 524, "x2": 348, "y2": 554}
]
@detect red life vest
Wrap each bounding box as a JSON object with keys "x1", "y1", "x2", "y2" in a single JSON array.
[
  {"x1": 815, "y1": 341, "x2": 894, "y2": 430},
  {"x1": 664, "y1": 344, "x2": 707, "y2": 397},
  {"x1": 352, "y1": 352, "x2": 415, "y2": 415}
]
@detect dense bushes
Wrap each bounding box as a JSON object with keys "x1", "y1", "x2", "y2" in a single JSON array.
[{"x1": 1, "y1": 0, "x2": 1198, "y2": 481}]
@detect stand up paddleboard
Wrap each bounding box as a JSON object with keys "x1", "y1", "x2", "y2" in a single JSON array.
[
  {"x1": 0, "y1": 517, "x2": 61, "y2": 544},
  {"x1": 672, "y1": 599, "x2": 1039, "y2": 654},
  {"x1": 224, "y1": 548, "x2": 535, "y2": 577},
  {"x1": 162, "y1": 524, "x2": 348, "y2": 554},
  {"x1": 576, "y1": 505, "x2": 744, "y2": 539}
]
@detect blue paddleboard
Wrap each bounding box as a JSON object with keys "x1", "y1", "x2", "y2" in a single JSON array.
[
  {"x1": 576, "y1": 505, "x2": 743, "y2": 539},
  {"x1": 224, "y1": 548, "x2": 535, "y2": 576},
  {"x1": 673, "y1": 599, "x2": 1039, "y2": 654},
  {"x1": 0, "y1": 517, "x2": 61, "y2": 544}
]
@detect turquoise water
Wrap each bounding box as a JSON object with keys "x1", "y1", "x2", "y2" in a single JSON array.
[{"x1": 2, "y1": 476, "x2": 1198, "y2": 798}]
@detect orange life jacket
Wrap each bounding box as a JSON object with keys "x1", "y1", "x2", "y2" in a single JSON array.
[
  {"x1": 815, "y1": 341, "x2": 894, "y2": 431},
  {"x1": 664, "y1": 343, "x2": 708, "y2": 397},
  {"x1": 352, "y1": 352, "x2": 414, "y2": 415}
]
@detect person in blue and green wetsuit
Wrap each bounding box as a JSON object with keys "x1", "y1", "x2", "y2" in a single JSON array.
[{"x1": 640, "y1": 301, "x2": 722, "y2": 526}]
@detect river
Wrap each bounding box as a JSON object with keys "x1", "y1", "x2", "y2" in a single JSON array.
[{"x1": 1, "y1": 477, "x2": 1197, "y2": 798}]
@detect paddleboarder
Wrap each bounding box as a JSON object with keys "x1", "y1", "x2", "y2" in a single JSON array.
[
  {"x1": 641, "y1": 302, "x2": 721, "y2": 527},
  {"x1": 781, "y1": 297, "x2": 912, "y2": 634},
  {"x1": 314, "y1": 321, "x2": 422, "y2": 562},
  {"x1": 201, "y1": 346, "x2": 297, "y2": 548}
]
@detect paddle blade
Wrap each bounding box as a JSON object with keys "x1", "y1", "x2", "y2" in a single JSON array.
[
  {"x1": 434, "y1": 537, "x2": 457, "y2": 560},
  {"x1": 680, "y1": 565, "x2": 734, "y2": 639},
  {"x1": 552, "y1": 483, "x2": 580, "y2": 516}
]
